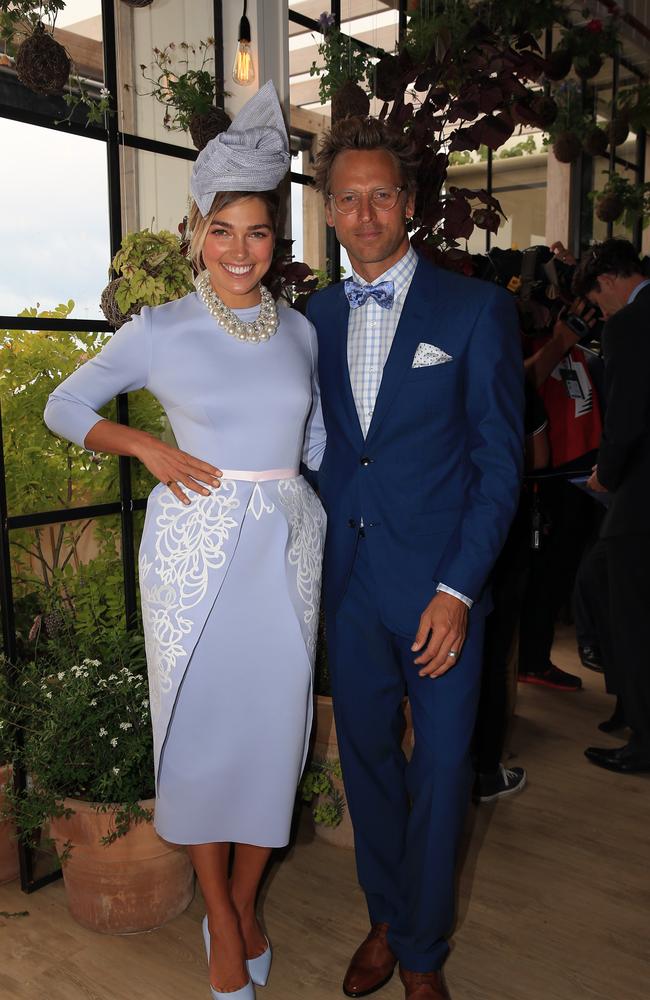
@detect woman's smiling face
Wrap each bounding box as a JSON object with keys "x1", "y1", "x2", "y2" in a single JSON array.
[{"x1": 201, "y1": 196, "x2": 275, "y2": 308}]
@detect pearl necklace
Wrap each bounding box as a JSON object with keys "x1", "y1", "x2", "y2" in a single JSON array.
[{"x1": 196, "y1": 270, "x2": 278, "y2": 344}]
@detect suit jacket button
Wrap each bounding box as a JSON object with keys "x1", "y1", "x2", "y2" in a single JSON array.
[{"x1": 360, "y1": 456, "x2": 372, "y2": 466}]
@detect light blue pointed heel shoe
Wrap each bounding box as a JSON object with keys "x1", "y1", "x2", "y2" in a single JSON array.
[
  {"x1": 202, "y1": 916, "x2": 256, "y2": 1000},
  {"x1": 246, "y1": 938, "x2": 272, "y2": 988}
]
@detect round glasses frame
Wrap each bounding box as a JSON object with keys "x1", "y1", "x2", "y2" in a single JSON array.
[{"x1": 328, "y1": 185, "x2": 405, "y2": 214}]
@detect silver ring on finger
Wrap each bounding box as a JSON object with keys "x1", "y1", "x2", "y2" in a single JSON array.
[{"x1": 448, "y1": 650, "x2": 458, "y2": 658}]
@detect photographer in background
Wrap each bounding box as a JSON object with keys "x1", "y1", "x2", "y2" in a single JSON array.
[
  {"x1": 514, "y1": 246, "x2": 603, "y2": 691},
  {"x1": 572, "y1": 238, "x2": 650, "y2": 774}
]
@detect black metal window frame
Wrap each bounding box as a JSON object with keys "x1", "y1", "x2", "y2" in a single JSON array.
[{"x1": 0, "y1": 0, "x2": 224, "y2": 893}]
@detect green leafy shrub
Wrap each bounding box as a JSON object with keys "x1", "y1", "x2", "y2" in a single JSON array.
[
  {"x1": 0, "y1": 301, "x2": 165, "y2": 641},
  {"x1": 300, "y1": 758, "x2": 345, "y2": 828}
]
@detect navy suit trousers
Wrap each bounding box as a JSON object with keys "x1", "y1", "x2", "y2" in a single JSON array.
[{"x1": 327, "y1": 537, "x2": 485, "y2": 972}]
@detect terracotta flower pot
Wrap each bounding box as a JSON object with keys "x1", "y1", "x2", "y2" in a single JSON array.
[
  {"x1": 50, "y1": 798, "x2": 194, "y2": 933},
  {"x1": 0, "y1": 765, "x2": 20, "y2": 884},
  {"x1": 310, "y1": 695, "x2": 414, "y2": 850}
]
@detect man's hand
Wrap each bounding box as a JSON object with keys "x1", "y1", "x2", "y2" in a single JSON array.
[
  {"x1": 554, "y1": 297, "x2": 599, "y2": 344},
  {"x1": 587, "y1": 465, "x2": 607, "y2": 493},
  {"x1": 412, "y1": 591, "x2": 469, "y2": 678},
  {"x1": 550, "y1": 241, "x2": 577, "y2": 266}
]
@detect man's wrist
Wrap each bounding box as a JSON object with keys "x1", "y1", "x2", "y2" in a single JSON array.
[{"x1": 436, "y1": 583, "x2": 473, "y2": 609}]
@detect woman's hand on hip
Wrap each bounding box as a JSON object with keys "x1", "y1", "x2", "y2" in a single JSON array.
[{"x1": 133, "y1": 435, "x2": 222, "y2": 505}]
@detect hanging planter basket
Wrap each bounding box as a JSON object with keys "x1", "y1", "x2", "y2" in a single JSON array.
[
  {"x1": 595, "y1": 193, "x2": 624, "y2": 223},
  {"x1": 574, "y1": 53, "x2": 603, "y2": 80},
  {"x1": 582, "y1": 126, "x2": 609, "y2": 158},
  {"x1": 552, "y1": 130, "x2": 582, "y2": 164},
  {"x1": 544, "y1": 49, "x2": 572, "y2": 82},
  {"x1": 608, "y1": 116, "x2": 629, "y2": 147},
  {"x1": 189, "y1": 106, "x2": 232, "y2": 151},
  {"x1": 332, "y1": 80, "x2": 370, "y2": 121},
  {"x1": 15, "y1": 21, "x2": 71, "y2": 96},
  {"x1": 100, "y1": 278, "x2": 141, "y2": 329}
]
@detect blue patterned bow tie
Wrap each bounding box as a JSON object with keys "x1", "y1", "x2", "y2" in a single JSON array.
[{"x1": 344, "y1": 278, "x2": 395, "y2": 310}]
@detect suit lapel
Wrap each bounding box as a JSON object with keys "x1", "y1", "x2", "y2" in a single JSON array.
[
  {"x1": 365, "y1": 259, "x2": 436, "y2": 444},
  {"x1": 325, "y1": 284, "x2": 365, "y2": 447}
]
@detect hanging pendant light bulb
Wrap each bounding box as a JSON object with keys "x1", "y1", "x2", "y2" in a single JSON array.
[{"x1": 232, "y1": 0, "x2": 255, "y2": 86}]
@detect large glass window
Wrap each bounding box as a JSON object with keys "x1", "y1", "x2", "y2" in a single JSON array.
[{"x1": 0, "y1": 119, "x2": 111, "y2": 319}]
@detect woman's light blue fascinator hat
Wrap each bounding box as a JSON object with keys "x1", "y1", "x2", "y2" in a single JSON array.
[{"x1": 190, "y1": 80, "x2": 290, "y2": 217}]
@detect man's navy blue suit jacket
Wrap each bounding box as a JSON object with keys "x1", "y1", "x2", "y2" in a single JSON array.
[{"x1": 306, "y1": 253, "x2": 525, "y2": 637}]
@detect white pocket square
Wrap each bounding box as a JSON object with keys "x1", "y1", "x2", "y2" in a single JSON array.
[{"x1": 412, "y1": 343, "x2": 453, "y2": 368}]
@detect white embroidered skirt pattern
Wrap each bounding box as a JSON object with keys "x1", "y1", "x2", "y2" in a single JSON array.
[{"x1": 139, "y1": 475, "x2": 326, "y2": 847}]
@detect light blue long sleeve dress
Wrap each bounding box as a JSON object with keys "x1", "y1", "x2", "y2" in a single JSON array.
[{"x1": 44, "y1": 291, "x2": 326, "y2": 847}]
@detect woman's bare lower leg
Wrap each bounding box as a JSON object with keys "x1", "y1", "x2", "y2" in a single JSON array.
[
  {"x1": 230, "y1": 843, "x2": 273, "y2": 958},
  {"x1": 187, "y1": 842, "x2": 248, "y2": 991}
]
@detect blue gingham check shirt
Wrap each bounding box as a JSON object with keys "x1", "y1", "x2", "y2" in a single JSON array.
[{"x1": 347, "y1": 244, "x2": 472, "y2": 608}]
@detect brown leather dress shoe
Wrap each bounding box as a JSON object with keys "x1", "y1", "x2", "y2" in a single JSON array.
[
  {"x1": 399, "y1": 966, "x2": 451, "y2": 999},
  {"x1": 342, "y1": 922, "x2": 397, "y2": 997}
]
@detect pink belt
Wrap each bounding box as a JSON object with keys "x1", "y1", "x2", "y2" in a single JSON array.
[{"x1": 219, "y1": 468, "x2": 298, "y2": 482}]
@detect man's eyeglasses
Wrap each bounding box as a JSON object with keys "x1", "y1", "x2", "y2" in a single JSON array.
[{"x1": 328, "y1": 185, "x2": 405, "y2": 214}]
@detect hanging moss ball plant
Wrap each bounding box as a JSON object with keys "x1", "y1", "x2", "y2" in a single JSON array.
[
  {"x1": 552, "y1": 131, "x2": 582, "y2": 164},
  {"x1": 372, "y1": 52, "x2": 404, "y2": 103},
  {"x1": 595, "y1": 192, "x2": 623, "y2": 223},
  {"x1": 189, "y1": 105, "x2": 231, "y2": 152},
  {"x1": 582, "y1": 125, "x2": 609, "y2": 158},
  {"x1": 15, "y1": 21, "x2": 70, "y2": 96},
  {"x1": 332, "y1": 79, "x2": 370, "y2": 120},
  {"x1": 574, "y1": 53, "x2": 603, "y2": 80},
  {"x1": 608, "y1": 116, "x2": 629, "y2": 147},
  {"x1": 100, "y1": 229, "x2": 195, "y2": 330},
  {"x1": 544, "y1": 49, "x2": 573, "y2": 82}
]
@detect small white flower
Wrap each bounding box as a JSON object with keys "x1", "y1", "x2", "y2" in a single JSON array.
[
  {"x1": 100, "y1": 86, "x2": 110, "y2": 99},
  {"x1": 108, "y1": 674, "x2": 117, "y2": 681},
  {"x1": 90, "y1": 699, "x2": 97, "y2": 707},
  {"x1": 110, "y1": 738, "x2": 118, "y2": 747},
  {"x1": 45, "y1": 691, "x2": 52, "y2": 699},
  {"x1": 112, "y1": 766, "x2": 120, "y2": 775},
  {"x1": 119, "y1": 722, "x2": 132, "y2": 730},
  {"x1": 0, "y1": 721, "x2": 4, "y2": 730},
  {"x1": 57, "y1": 671, "x2": 65, "y2": 680},
  {"x1": 141, "y1": 699, "x2": 149, "y2": 708},
  {"x1": 99, "y1": 727, "x2": 108, "y2": 737}
]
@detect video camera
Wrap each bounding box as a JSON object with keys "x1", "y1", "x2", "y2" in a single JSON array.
[{"x1": 472, "y1": 244, "x2": 605, "y2": 346}]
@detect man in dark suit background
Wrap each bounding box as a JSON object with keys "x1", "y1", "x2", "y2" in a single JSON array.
[
  {"x1": 573, "y1": 238, "x2": 650, "y2": 773},
  {"x1": 306, "y1": 117, "x2": 523, "y2": 1000}
]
